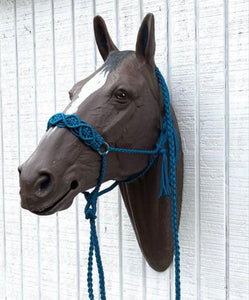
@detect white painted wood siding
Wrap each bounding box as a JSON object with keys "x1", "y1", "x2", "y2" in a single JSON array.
[{"x1": 0, "y1": 0, "x2": 248, "y2": 299}]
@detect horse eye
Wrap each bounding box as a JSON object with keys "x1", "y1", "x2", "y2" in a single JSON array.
[{"x1": 115, "y1": 89, "x2": 127, "y2": 100}]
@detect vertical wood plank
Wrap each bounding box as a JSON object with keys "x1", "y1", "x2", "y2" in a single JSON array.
[
  {"x1": 13, "y1": 1, "x2": 41, "y2": 299},
  {"x1": 198, "y1": 1, "x2": 226, "y2": 298},
  {"x1": 228, "y1": 0, "x2": 249, "y2": 298},
  {"x1": 0, "y1": 14, "x2": 7, "y2": 298},
  {"x1": 2, "y1": 1, "x2": 19, "y2": 298},
  {"x1": 194, "y1": 0, "x2": 201, "y2": 298},
  {"x1": 15, "y1": 2, "x2": 25, "y2": 297},
  {"x1": 169, "y1": 0, "x2": 197, "y2": 298},
  {"x1": 1, "y1": 1, "x2": 33, "y2": 299}
]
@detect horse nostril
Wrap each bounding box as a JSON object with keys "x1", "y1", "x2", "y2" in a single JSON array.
[
  {"x1": 39, "y1": 174, "x2": 51, "y2": 192},
  {"x1": 70, "y1": 180, "x2": 78, "y2": 190}
]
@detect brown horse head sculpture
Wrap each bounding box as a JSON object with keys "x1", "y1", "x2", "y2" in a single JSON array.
[{"x1": 18, "y1": 13, "x2": 183, "y2": 272}]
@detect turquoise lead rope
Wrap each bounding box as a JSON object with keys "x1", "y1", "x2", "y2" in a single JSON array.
[
  {"x1": 155, "y1": 67, "x2": 181, "y2": 299},
  {"x1": 47, "y1": 66, "x2": 181, "y2": 300}
]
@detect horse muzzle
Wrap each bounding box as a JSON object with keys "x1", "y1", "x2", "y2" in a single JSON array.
[{"x1": 18, "y1": 163, "x2": 80, "y2": 215}]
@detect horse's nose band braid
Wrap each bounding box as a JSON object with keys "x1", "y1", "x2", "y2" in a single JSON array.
[
  {"x1": 47, "y1": 113, "x2": 106, "y2": 153},
  {"x1": 47, "y1": 66, "x2": 181, "y2": 300}
]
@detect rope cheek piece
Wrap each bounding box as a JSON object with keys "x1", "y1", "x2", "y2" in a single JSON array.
[{"x1": 47, "y1": 67, "x2": 181, "y2": 300}]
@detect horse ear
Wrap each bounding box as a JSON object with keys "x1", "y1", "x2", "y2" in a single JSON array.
[
  {"x1": 94, "y1": 16, "x2": 118, "y2": 61},
  {"x1": 135, "y1": 13, "x2": 155, "y2": 66}
]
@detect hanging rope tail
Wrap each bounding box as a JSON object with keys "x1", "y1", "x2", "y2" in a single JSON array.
[
  {"x1": 155, "y1": 66, "x2": 181, "y2": 300},
  {"x1": 47, "y1": 66, "x2": 181, "y2": 300},
  {"x1": 83, "y1": 153, "x2": 107, "y2": 300}
]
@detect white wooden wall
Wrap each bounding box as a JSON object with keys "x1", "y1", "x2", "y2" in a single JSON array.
[{"x1": 0, "y1": 0, "x2": 248, "y2": 299}]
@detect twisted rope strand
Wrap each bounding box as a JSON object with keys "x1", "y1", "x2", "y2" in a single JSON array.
[
  {"x1": 155, "y1": 66, "x2": 181, "y2": 300},
  {"x1": 87, "y1": 224, "x2": 94, "y2": 299},
  {"x1": 83, "y1": 154, "x2": 107, "y2": 300}
]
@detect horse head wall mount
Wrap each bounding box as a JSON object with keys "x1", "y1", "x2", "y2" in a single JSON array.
[{"x1": 18, "y1": 13, "x2": 183, "y2": 273}]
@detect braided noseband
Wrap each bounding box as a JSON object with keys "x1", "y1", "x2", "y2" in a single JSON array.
[{"x1": 47, "y1": 67, "x2": 181, "y2": 300}]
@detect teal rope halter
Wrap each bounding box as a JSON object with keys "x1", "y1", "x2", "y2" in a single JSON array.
[{"x1": 47, "y1": 66, "x2": 181, "y2": 300}]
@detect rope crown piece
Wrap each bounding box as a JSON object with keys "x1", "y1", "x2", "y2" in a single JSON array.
[{"x1": 47, "y1": 66, "x2": 181, "y2": 300}]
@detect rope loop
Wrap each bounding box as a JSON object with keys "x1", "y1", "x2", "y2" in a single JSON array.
[{"x1": 84, "y1": 192, "x2": 97, "y2": 220}]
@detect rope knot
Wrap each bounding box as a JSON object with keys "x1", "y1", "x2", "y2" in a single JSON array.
[
  {"x1": 159, "y1": 147, "x2": 171, "y2": 198},
  {"x1": 83, "y1": 192, "x2": 97, "y2": 220},
  {"x1": 85, "y1": 209, "x2": 97, "y2": 220}
]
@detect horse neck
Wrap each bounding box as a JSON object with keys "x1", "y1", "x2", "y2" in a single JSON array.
[{"x1": 118, "y1": 92, "x2": 183, "y2": 271}]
